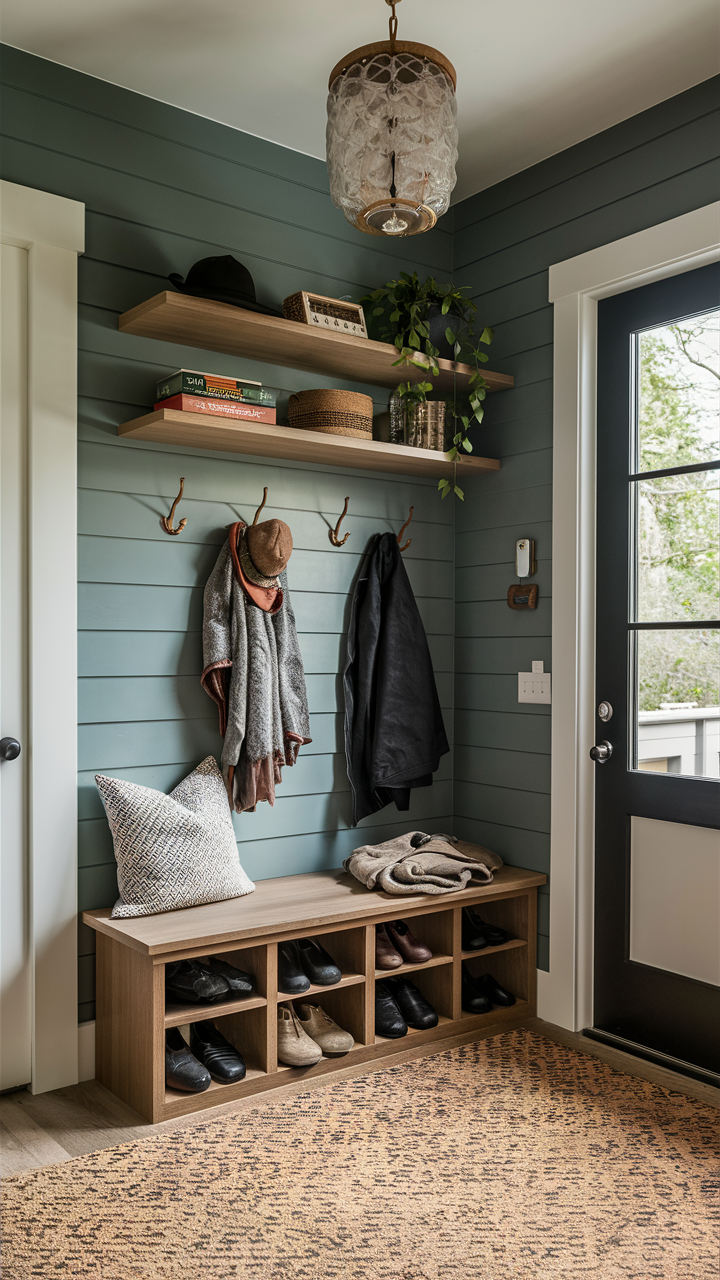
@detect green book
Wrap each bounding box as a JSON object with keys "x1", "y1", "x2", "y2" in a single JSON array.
[{"x1": 156, "y1": 369, "x2": 276, "y2": 406}]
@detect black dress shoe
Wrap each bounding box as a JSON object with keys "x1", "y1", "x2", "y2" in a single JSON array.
[
  {"x1": 190, "y1": 1020, "x2": 247, "y2": 1083},
  {"x1": 296, "y1": 937, "x2": 342, "y2": 986},
  {"x1": 165, "y1": 1028, "x2": 211, "y2": 1092},
  {"x1": 385, "y1": 977, "x2": 438, "y2": 1030},
  {"x1": 375, "y1": 980, "x2": 408, "y2": 1038},
  {"x1": 476, "y1": 972, "x2": 516, "y2": 1007},
  {"x1": 201, "y1": 956, "x2": 255, "y2": 995},
  {"x1": 461, "y1": 964, "x2": 493, "y2": 1014},
  {"x1": 464, "y1": 906, "x2": 510, "y2": 947},
  {"x1": 461, "y1": 907, "x2": 489, "y2": 952},
  {"x1": 165, "y1": 960, "x2": 230, "y2": 1004},
  {"x1": 278, "y1": 941, "x2": 311, "y2": 994}
]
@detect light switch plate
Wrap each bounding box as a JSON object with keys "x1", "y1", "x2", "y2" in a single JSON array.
[{"x1": 518, "y1": 671, "x2": 551, "y2": 703}]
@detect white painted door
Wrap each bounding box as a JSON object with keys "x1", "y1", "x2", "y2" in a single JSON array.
[{"x1": 0, "y1": 242, "x2": 31, "y2": 1090}]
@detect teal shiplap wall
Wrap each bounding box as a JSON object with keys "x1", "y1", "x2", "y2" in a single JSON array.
[
  {"x1": 2, "y1": 42, "x2": 718, "y2": 1020},
  {"x1": 0, "y1": 45, "x2": 456, "y2": 1023},
  {"x1": 451, "y1": 75, "x2": 720, "y2": 970}
]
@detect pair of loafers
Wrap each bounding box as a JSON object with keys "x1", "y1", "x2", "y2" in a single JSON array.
[
  {"x1": 462, "y1": 906, "x2": 511, "y2": 952},
  {"x1": 277, "y1": 1002, "x2": 355, "y2": 1066},
  {"x1": 165, "y1": 1020, "x2": 247, "y2": 1092},
  {"x1": 278, "y1": 937, "x2": 341, "y2": 994},
  {"x1": 165, "y1": 957, "x2": 255, "y2": 1005},
  {"x1": 375, "y1": 977, "x2": 438, "y2": 1038},
  {"x1": 461, "y1": 965, "x2": 516, "y2": 1014},
  {"x1": 375, "y1": 920, "x2": 433, "y2": 970}
]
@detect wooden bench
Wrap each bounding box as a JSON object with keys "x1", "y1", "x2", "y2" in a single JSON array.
[{"x1": 83, "y1": 865, "x2": 546, "y2": 1123}]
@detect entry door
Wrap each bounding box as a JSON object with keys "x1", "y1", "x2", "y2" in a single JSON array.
[
  {"x1": 0, "y1": 242, "x2": 31, "y2": 1090},
  {"x1": 593, "y1": 262, "x2": 720, "y2": 1081}
]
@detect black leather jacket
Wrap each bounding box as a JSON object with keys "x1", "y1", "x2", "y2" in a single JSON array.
[{"x1": 343, "y1": 533, "x2": 449, "y2": 824}]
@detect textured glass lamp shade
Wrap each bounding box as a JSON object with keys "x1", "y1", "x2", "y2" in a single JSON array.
[{"x1": 326, "y1": 42, "x2": 458, "y2": 237}]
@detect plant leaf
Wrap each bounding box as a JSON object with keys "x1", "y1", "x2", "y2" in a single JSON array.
[
  {"x1": 445, "y1": 328, "x2": 456, "y2": 347},
  {"x1": 462, "y1": 438, "x2": 473, "y2": 452},
  {"x1": 454, "y1": 484, "x2": 465, "y2": 500},
  {"x1": 479, "y1": 327, "x2": 494, "y2": 345}
]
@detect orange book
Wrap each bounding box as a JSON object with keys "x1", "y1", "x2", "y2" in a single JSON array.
[{"x1": 156, "y1": 394, "x2": 276, "y2": 424}]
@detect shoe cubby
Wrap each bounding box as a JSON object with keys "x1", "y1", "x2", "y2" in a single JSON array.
[
  {"x1": 375, "y1": 909, "x2": 454, "y2": 979},
  {"x1": 85, "y1": 864, "x2": 545, "y2": 1122}
]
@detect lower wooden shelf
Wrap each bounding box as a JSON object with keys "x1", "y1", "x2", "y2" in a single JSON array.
[
  {"x1": 118, "y1": 408, "x2": 500, "y2": 479},
  {"x1": 374, "y1": 953, "x2": 453, "y2": 979},
  {"x1": 276, "y1": 972, "x2": 364, "y2": 1002},
  {"x1": 85, "y1": 865, "x2": 545, "y2": 1123}
]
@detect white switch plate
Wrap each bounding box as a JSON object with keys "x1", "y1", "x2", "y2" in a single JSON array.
[{"x1": 518, "y1": 671, "x2": 551, "y2": 703}]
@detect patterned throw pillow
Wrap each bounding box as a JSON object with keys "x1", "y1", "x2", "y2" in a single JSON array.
[{"x1": 95, "y1": 756, "x2": 255, "y2": 919}]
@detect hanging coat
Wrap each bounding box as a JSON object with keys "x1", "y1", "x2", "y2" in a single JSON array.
[{"x1": 344, "y1": 532, "x2": 449, "y2": 824}]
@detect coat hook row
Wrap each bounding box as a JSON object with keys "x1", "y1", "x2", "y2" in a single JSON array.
[{"x1": 161, "y1": 478, "x2": 187, "y2": 535}]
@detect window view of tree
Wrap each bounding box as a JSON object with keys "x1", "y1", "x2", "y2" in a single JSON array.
[{"x1": 636, "y1": 311, "x2": 719, "y2": 711}]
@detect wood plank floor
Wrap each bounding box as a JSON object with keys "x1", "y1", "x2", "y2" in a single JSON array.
[{"x1": 2, "y1": 1016, "x2": 717, "y2": 1178}]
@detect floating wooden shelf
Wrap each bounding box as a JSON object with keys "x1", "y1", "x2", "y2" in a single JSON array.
[
  {"x1": 119, "y1": 408, "x2": 501, "y2": 478},
  {"x1": 84, "y1": 866, "x2": 544, "y2": 1123},
  {"x1": 117, "y1": 292, "x2": 514, "y2": 395}
]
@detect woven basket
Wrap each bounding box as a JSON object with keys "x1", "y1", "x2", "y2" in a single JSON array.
[{"x1": 288, "y1": 389, "x2": 373, "y2": 439}]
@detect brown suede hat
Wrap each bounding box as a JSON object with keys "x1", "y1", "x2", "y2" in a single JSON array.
[{"x1": 245, "y1": 518, "x2": 293, "y2": 581}]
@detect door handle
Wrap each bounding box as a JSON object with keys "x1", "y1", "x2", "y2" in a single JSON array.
[
  {"x1": 590, "y1": 740, "x2": 613, "y2": 764},
  {"x1": 0, "y1": 737, "x2": 21, "y2": 761}
]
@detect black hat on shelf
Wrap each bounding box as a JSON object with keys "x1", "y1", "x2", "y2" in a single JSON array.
[{"x1": 168, "y1": 255, "x2": 280, "y2": 316}]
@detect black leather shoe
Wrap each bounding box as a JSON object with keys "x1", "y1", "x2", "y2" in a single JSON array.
[
  {"x1": 476, "y1": 972, "x2": 516, "y2": 1007},
  {"x1": 165, "y1": 960, "x2": 230, "y2": 1004},
  {"x1": 201, "y1": 956, "x2": 255, "y2": 995},
  {"x1": 385, "y1": 977, "x2": 438, "y2": 1030},
  {"x1": 296, "y1": 937, "x2": 342, "y2": 986},
  {"x1": 461, "y1": 964, "x2": 493, "y2": 1014},
  {"x1": 190, "y1": 1020, "x2": 247, "y2": 1083},
  {"x1": 461, "y1": 907, "x2": 490, "y2": 951},
  {"x1": 165, "y1": 1028, "x2": 211, "y2": 1092},
  {"x1": 375, "y1": 980, "x2": 408, "y2": 1038},
  {"x1": 463, "y1": 906, "x2": 510, "y2": 947},
  {"x1": 278, "y1": 941, "x2": 311, "y2": 994}
]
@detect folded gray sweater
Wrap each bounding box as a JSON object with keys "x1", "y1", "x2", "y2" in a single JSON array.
[{"x1": 344, "y1": 832, "x2": 503, "y2": 895}]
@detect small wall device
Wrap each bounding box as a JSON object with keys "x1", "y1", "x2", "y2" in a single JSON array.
[
  {"x1": 508, "y1": 537, "x2": 538, "y2": 609},
  {"x1": 515, "y1": 538, "x2": 536, "y2": 577}
]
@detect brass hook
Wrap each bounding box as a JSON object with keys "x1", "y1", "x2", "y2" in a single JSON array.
[
  {"x1": 397, "y1": 505, "x2": 414, "y2": 552},
  {"x1": 329, "y1": 497, "x2": 351, "y2": 547},
  {"x1": 252, "y1": 487, "x2": 268, "y2": 525},
  {"x1": 161, "y1": 478, "x2": 187, "y2": 535}
]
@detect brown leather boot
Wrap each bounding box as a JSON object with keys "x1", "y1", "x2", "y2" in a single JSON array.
[
  {"x1": 375, "y1": 923, "x2": 404, "y2": 969},
  {"x1": 386, "y1": 919, "x2": 433, "y2": 964}
]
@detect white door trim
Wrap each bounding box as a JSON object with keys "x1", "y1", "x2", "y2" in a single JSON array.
[
  {"x1": 540, "y1": 201, "x2": 720, "y2": 1032},
  {"x1": 1, "y1": 180, "x2": 84, "y2": 1093}
]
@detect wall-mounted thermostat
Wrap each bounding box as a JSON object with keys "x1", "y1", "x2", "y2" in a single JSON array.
[{"x1": 515, "y1": 538, "x2": 536, "y2": 578}]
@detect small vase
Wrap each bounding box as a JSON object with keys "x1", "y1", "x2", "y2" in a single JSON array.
[{"x1": 406, "y1": 402, "x2": 446, "y2": 451}]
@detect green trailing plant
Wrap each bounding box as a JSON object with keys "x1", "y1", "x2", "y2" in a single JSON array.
[{"x1": 359, "y1": 272, "x2": 494, "y2": 499}]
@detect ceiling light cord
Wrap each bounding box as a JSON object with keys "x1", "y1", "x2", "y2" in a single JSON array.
[{"x1": 385, "y1": 0, "x2": 401, "y2": 52}]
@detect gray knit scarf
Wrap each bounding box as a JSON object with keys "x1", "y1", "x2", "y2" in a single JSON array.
[{"x1": 201, "y1": 527, "x2": 311, "y2": 812}]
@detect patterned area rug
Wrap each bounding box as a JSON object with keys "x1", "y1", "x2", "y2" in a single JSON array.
[{"x1": 2, "y1": 1029, "x2": 718, "y2": 1279}]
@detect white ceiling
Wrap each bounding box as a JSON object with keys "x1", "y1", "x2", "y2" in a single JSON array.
[{"x1": 3, "y1": 0, "x2": 718, "y2": 201}]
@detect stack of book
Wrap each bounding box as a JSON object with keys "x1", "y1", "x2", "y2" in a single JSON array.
[{"x1": 155, "y1": 369, "x2": 277, "y2": 424}]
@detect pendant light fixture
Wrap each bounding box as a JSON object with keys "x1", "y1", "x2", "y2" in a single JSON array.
[{"x1": 326, "y1": 0, "x2": 458, "y2": 238}]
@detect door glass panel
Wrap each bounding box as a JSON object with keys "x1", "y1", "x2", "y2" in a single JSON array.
[
  {"x1": 632, "y1": 304, "x2": 720, "y2": 780},
  {"x1": 636, "y1": 628, "x2": 719, "y2": 778},
  {"x1": 637, "y1": 312, "x2": 720, "y2": 473},
  {"x1": 637, "y1": 471, "x2": 720, "y2": 622}
]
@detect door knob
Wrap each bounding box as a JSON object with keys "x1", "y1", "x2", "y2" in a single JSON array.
[
  {"x1": 589, "y1": 740, "x2": 613, "y2": 764},
  {"x1": 0, "y1": 737, "x2": 21, "y2": 761}
]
